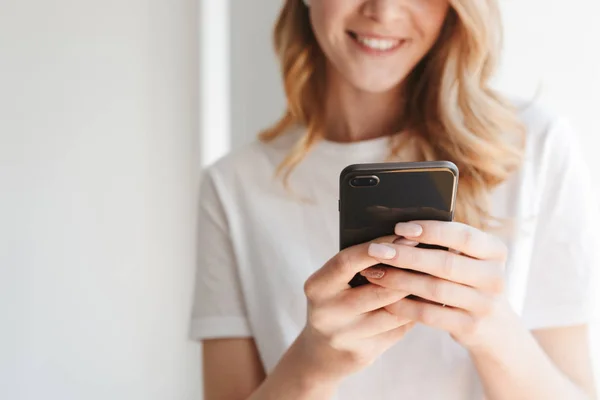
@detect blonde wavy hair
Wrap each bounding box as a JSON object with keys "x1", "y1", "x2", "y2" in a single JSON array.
[{"x1": 260, "y1": 0, "x2": 525, "y2": 230}]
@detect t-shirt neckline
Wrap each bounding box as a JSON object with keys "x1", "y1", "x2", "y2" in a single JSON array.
[{"x1": 314, "y1": 135, "x2": 392, "y2": 158}]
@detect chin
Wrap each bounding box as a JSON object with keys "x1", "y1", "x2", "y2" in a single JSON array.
[{"x1": 348, "y1": 74, "x2": 405, "y2": 94}]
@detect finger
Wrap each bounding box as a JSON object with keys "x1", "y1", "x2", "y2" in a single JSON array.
[
  {"x1": 366, "y1": 321, "x2": 416, "y2": 352},
  {"x1": 305, "y1": 235, "x2": 398, "y2": 300},
  {"x1": 362, "y1": 268, "x2": 492, "y2": 314},
  {"x1": 306, "y1": 287, "x2": 407, "y2": 338},
  {"x1": 366, "y1": 242, "x2": 505, "y2": 291},
  {"x1": 395, "y1": 221, "x2": 507, "y2": 261},
  {"x1": 386, "y1": 298, "x2": 472, "y2": 334},
  {"x1": 334, "y1": 283, "x2": 410, "y2": 315},
  {"x1": 338, "y1": 308, "x2": 411, "y2": 341}
]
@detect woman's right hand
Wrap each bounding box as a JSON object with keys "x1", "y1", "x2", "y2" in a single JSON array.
[{"x1": 296, "y1": 236, "x2": 415, "y2": 385}]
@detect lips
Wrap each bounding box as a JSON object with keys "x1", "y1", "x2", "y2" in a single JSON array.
[{"x1": 348, "y1": 31, "x2": 407, "y2": 54}]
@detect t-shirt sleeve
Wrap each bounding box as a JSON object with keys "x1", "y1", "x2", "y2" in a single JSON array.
[
  {"x1": 189, "y1": 169, "x2": 252, "y2": 340},
  {"x1": 521, "y1": 118, "x2": 600, "y2": 330}
]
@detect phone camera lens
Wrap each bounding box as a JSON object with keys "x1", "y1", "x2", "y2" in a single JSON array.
[{"x1": 350, "y1": 176, "x2": 379, "y2": 187}]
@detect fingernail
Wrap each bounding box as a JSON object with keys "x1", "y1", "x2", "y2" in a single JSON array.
[
  {"x1": 394, "y1": 238, "x2": 419, "y2": 246},
  {"x1": 395, "y1": 223, "x2": 423, "y2": 237},
  {"x1": 360, "y1": 268, "x2": 385, "y2": 279},
  {"x1": 368, "y1": 243, "x2": 397, "y2": 260}
]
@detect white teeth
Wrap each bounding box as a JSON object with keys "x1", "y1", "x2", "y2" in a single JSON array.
[{"x1": 356, "y1": 35, "x2": 401, "y2": 51}]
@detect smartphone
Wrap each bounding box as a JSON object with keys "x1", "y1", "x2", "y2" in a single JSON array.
[{"x1": 339, "y1": 161, "x2": 459, "y2": 288}]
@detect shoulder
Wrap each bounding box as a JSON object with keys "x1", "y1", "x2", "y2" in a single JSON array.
[
  {"x1": 201, "y1": 126, "x2": 302, "y2": 201},
  {"x1": 208, "y1": 128, "x2": 299, "y2": 179},
  {"x1": 507, "y1": 96, "x2": 594, "y2": 205},
  {"x1": 511, "y1": 97, "x2": 579, "y2": 163},
  {"x1": 489, "y1": 97, "x2": 590, "y2": 218}
]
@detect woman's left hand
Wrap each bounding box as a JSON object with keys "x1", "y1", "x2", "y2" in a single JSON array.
[{"x1": 362, "y1": 221, "x2": 520, "y2": 355}]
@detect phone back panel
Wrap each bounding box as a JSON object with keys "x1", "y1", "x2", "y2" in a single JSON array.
[{"x1": 339, "y1": 162, "x2": 458, "y2": 287}]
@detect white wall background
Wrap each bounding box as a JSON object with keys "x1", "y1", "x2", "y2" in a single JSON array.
[
  {"x1": 495, "y1": 0, "x2": 600, "y2": 165},
  {"x1": 0, "y1": 1, "x2": 202, "y2": 399}
]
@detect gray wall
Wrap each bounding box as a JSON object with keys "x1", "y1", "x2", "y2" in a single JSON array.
[
  {"x1": 0, "y1": 1, "x2": 201, "y2": 399},
  {"x1": 230, "y1": 0, "x2": 286, "y2": 149}
]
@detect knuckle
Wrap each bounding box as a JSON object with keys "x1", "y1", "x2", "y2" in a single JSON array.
[
  {"x1": 384, "y1": 300, "x2": 401, "y2": 316},
  {"x1": 372, "y1": 285, "x2": 388, "y2": 303},
  {"x1": 383, "y1": 301, "x2": 403, "y2": 318},
  {"x1": 486, "y1": 233, "x2": 508, "y2": 261},
  {"x1": 491, "y1": 276, "x2": 506, "y2": 295},
  {"x1": 344, "y1": 290, "x2": 365, "y2": 310},
  {"x1": 460, "y1": 227, "x2": 475, "y2": 250},
  {"x1": 393, "y1": 310, "x2": 409, "y2": 325},
  {"x1": 416, "y1": 304, "x2": 434, "y2": 325},
  {"x1": 441, "y1": 252, "x2": 456, "y2": 279},
  {"x1": 402, "y1": 276, "x2": 417, "y2": 295},
  {"x1": 342, "y1": 294, "x2": 360, "y2": 311},
  {"x1": 332, "y1": 250, "x2": 352, "y2": 275},
  {"x1": 345, "y1": 285, "x2": 392, "y2": 310},
  {"x1": 303, "y1": 275, "x2": 318, "y2": 301},
  {"x1": 428, "y1": 222, "x2": 443, "y2": 244},
  {"x1": 425, "y1": 220, "x2": 438, "y2": 234},
  {"x1": 421, "y1": 310, "x2": 437, "y2": 326},
  {"x1": 427, "y1": 278, "x2": 446, "y2": 301},
  {"x1": 407, "y1": 246, "x2": 422, "y2": 267},
  {"x1": 497, "y1": 241, "x2": 509, "y2": 263},
  {"x1": 345, "y1": 288, "x2": 369, "y2": 310},
  {"x1": 487, "y1": 265, "x2": 506, "y2": 294}
]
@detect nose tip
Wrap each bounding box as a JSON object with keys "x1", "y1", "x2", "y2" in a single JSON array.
[{"x1": 362, "y1": 0, "x2": 406, "y2": 24}]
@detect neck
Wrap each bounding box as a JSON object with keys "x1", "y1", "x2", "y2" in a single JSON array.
[{"x1": 323, "y1": 68, "x2": 406, "y2": 143}]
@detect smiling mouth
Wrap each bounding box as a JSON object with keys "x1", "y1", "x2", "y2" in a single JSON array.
[{"x1": 348, "y1": 31, "x2": 407, "y2": 53}]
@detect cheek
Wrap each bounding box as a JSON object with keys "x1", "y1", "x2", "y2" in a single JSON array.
[
  {"x1": 310, "y1": 1, "x2": 353, "y2": 65},
  {"x1": 416, "y1": 2, "x2": 451, "y2": 43},
  {"x1": 310, "y1": 0, "x2": 350, "y2": 41}
]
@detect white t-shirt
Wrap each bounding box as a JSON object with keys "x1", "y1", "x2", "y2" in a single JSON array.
[{"x1": 191, "y1": 102, "x2": 599, "y2": 400}]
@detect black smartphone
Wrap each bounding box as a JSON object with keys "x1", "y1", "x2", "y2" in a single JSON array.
[{"x1": 339, "y1": 161, "x2": 459, "y2": 288}]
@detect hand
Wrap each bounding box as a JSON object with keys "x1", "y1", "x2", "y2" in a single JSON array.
[
  {"x1": 360, "y1": 221, "x2": 519, "y2": 355},
  {"x1": 297, "y1": 236, "x2": 415, "y2": 384}
]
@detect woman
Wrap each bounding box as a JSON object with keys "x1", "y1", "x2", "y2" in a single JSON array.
[{"x1": 192, "y1": 0, "x2": 598, "y2": 399}]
